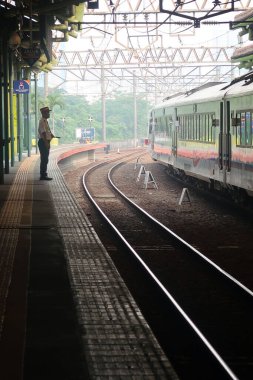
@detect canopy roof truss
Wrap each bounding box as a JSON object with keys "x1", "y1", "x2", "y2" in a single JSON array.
[
  {"x1": 49, "y1": 46, "x2": 239, "y2": 102},
  {"x1": 47, "y1": 0, "x2": 253, "y2": 102}
]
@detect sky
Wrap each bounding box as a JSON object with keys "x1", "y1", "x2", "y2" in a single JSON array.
[{"x1": 43, "y1": 1, "x2": 252, "y2": 101}]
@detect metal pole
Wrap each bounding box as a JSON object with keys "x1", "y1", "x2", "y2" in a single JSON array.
[
  {"x1": 23, "y1": 92, "x2": 28, "y2": 154},
  {"x1": 44, "y1": 72, "x2": 48, "y2": 98},
  {"x1": 133, "y1": 70, "x2": 137, "y2": 148},
  {"x1": 17, "y1": 68, "x2": 23, "y2": 161},
  {"x1": 0, "y1": 37, "x2": 4, "y2": 183},
  {"x1": 3, "y1": 37, "x2": 9, "y2": 174},
  {"x1": 9, "y1": 50, "x2": 14, "y2": 166},
  {"x1": 101, "y1": 61, "x2": 106, "y2": 142},
  {"x1": 25, "y1": 70, "x2": 31, "y2": 157},
  {"x1": 154, "y1": 77, "x2": 157, "y2": 105},
  {"x1": 34, "y1": 72, "x2": 38, "y2": 153}
]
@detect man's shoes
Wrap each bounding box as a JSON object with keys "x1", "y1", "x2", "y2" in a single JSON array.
[{"x1": 40, "y1": 176, "x2": 53, "y2": 181}]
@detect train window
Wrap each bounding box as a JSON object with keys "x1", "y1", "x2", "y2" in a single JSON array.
[
  {"x1": 196, "y1": 114, "x2": 200, "y2": 140},
  {"x1": 194, "y1": 115, "x2": 199, "y2": 140},
  {"x1": 178, "y1": 116, "x2": 182, "y2": 138},
  {"x1": 202, "y1": 115, "x2": 206, "y2": 141},
  {"x1": 209, "y1": 114, "x2": 214, "y2": 142},
  {"x1": 166, "y1": 115, "x2": 173, "y2": 137},
  {"x1": 180, "y1": 116, "x2": 183, "y2": 139},
  {"x1": 160, "y1": 116, "x2": 166, "y2": 132},
  {"x1": 200, "y1": 114, "x2": 205, "y2": 141},
  {"x1": 200, "y1": 115, "x2": 203, "y2": 140},
  {"x1": 191, "y1": 114, "x2": 194, "y2": 140},
  {"x1": 157, "y1": 117, "x2": 162, "y2": 132},
  {"x1": 207, "y1": 115, "x2": 211, "y2": 141},
  {"x1": 186, "y1": 116, "x2": 189, "y2": 139},
  {"x1": 252, "y1": 116, "x2": 253, "y2": 145},
  {"x1": 178, "y1": 112, "x2": 215, "y2": 143},
  {"x1": 185, "y1": 116, "x2": 188, "y2": 140},
  {"x1": 197, "y1": 115, "x2": 200, "y2": 140},
  {"x1": 236, "y1": 111, "x2": 253, "y2": 147},
  {"x1": 206, "y1": 115, "x2": 209, "y2": 141},
  {"x1": 194, "y1": 115, "x2": 196, "y2": 140},
  {"x1": 156, "y1": 115, "x2": 171, "y2": 146},
  {"x1": 149, "y1": 118, "x2": 153, "y2": 134},
  {"x1": 199, "y1": 115, "x2": 202, "y2": 140},
  {"x1": 205, "y1": 115, "x2": 208, "y2": 141},
  {"x1": 189, "y1": 117, "x2": 192, "y2": 139},
  {"x1": 206, "y1": 114, "x2": 210, "y2": 141},
  {"x1": 180, "y1": 116, "x2": 184, "y2": 139},
  {"x1": 190, "y1": 115, "x2": 193, "y2": 140},
  {"x1": 246, "y1": 112, "x2": 251, "y2": 145},
  {"x1": 148, "y1": 113, "x2": 156, "y2": 134},
  {"x1": 165, "y1": 117, "x2": 168, "y2": 137},
  {"x1": 236, "y1": 112, "x2": 241, "y2": 145},
  {"x1": 241, "y1": 113, "x2": 246, "y2": 145}
]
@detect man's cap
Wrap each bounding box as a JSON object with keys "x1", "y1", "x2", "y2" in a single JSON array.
[{"x1": 40, "y1": 106, "x2": 51, "y2": 113}]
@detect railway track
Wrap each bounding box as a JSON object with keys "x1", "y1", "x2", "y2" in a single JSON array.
[{"x1": 82, "y1": 154, "x2": 253, "y2": 380}]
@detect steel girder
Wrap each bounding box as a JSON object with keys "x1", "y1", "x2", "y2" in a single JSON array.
[{"x1": 49, "y1": 46, "x2": 239, "y2": 101}]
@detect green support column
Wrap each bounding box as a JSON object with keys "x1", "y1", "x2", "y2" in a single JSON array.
[
  {"x1": 23, "y1": 93, "x2": 28, "y2": 153},
  {"x1": 25, "y1": 70, "x2": 31, "y2": 157},
  {"x1": 21, "y1": 70, "x2": 32, "y2": 157},
  {"x1": 0, "y1": 37, "x2": 4, "y2": 184},
  {"x1": 17, "y1": 68, "x2": 23, "y2": 161},
  {"x1": 9, "y1": 50, "x2": 14, "y2": 166},
  {"x1": 34, "y1": 72, "x2": 38, "y2": 154},
  {"x1": 3, "y1": 36, "x2": 9, "y2": 174}
]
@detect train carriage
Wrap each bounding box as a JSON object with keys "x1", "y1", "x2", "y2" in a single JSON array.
[
  {"x1": 225, "y1": 83, "x2": 253, "y2": 195},
  {"x1": 148, "y1": 73, "x2": 253, "y2": 199}
]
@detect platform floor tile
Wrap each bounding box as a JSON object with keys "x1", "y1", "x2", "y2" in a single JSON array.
[{"x1": 46, "y1": 153, "x2": 179, "y2": 379}]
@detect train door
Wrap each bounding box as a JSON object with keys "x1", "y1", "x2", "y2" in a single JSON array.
[
  {"x1": 149, "y1": 111, "x2": 155, "y2": 150},
  {"x1": 224, "y1": 100, "x2": 231, "y2": 172},
  {"x1": 172, "y1": 108, "x2": 178, "y2": 157},
  {"x1": 218, "y1": 102, "x2": 223, "y2": 170},
  {"x1": 219, "y1": 100, "x2": 231, "y2": 181}
]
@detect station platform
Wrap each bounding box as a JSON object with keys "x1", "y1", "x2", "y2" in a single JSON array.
[{"x1": 0, "y1": 144, "x2": 178, "y2": 380}]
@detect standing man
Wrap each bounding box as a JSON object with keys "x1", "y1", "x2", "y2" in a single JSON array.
[{"x1": 38, "y1": 106, "x2": 55, "y2": 180}]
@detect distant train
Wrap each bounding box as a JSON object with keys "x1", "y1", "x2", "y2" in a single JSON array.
[
  {"x1": 148, "y1": 71, "x2": 253, "y2": 201},
  {"x1": 79, "y1": 127, "x2": 95, "y2": 144}
]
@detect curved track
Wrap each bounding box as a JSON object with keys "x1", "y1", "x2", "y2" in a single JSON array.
[{"x1": 82, "y1": 154, "x2": 253, "y2": 380}]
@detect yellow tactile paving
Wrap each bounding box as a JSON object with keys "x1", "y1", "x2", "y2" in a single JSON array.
[
  {"x1": 0, "y1": 156, "x2": 37, "y2": 337},
  {"x1": 0, "y1": 146, "x2": 179, "y2": 379}
]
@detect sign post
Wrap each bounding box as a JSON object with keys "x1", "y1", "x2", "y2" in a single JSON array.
[{"x1": 88, "y1": 115, "x2": 93, "y2": 127}]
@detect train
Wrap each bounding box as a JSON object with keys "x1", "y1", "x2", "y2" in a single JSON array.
[
  {"x1": 79, "y1": 127, "x2": 95, "y2": 144},
  {"x1": 148, "y1": 71, "x2": 253, "y2": 202}
]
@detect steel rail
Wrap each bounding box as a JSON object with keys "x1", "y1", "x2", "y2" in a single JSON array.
[
  {"x1": 82, "y1": 158, "x2": 239, "y2": 380},
  {"x1": 108, "y1": 161, "x2": 253, "y2": 298}
]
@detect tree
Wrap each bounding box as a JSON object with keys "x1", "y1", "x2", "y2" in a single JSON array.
[
  {"x1": 46, "y1": 92, "x2": 65, "y2": 133},
  {"x1": 30, "y1": 87, "x2": 151, "y2": 144}
]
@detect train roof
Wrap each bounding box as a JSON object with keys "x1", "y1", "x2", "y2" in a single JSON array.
[
  {"x1": 154, "y1": 71, "x2": 253, "y2": 110},
  {"x1": 155, "y1": 83, "x2": 225, "y2": 108}
]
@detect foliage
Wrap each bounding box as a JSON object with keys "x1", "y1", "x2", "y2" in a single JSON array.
[
  {"x1": 47, "y1": 93, "x2": 65, "y2": 111},
  {"x1": 31, "y1": 88, "x2": 151, "y2": 144}
]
